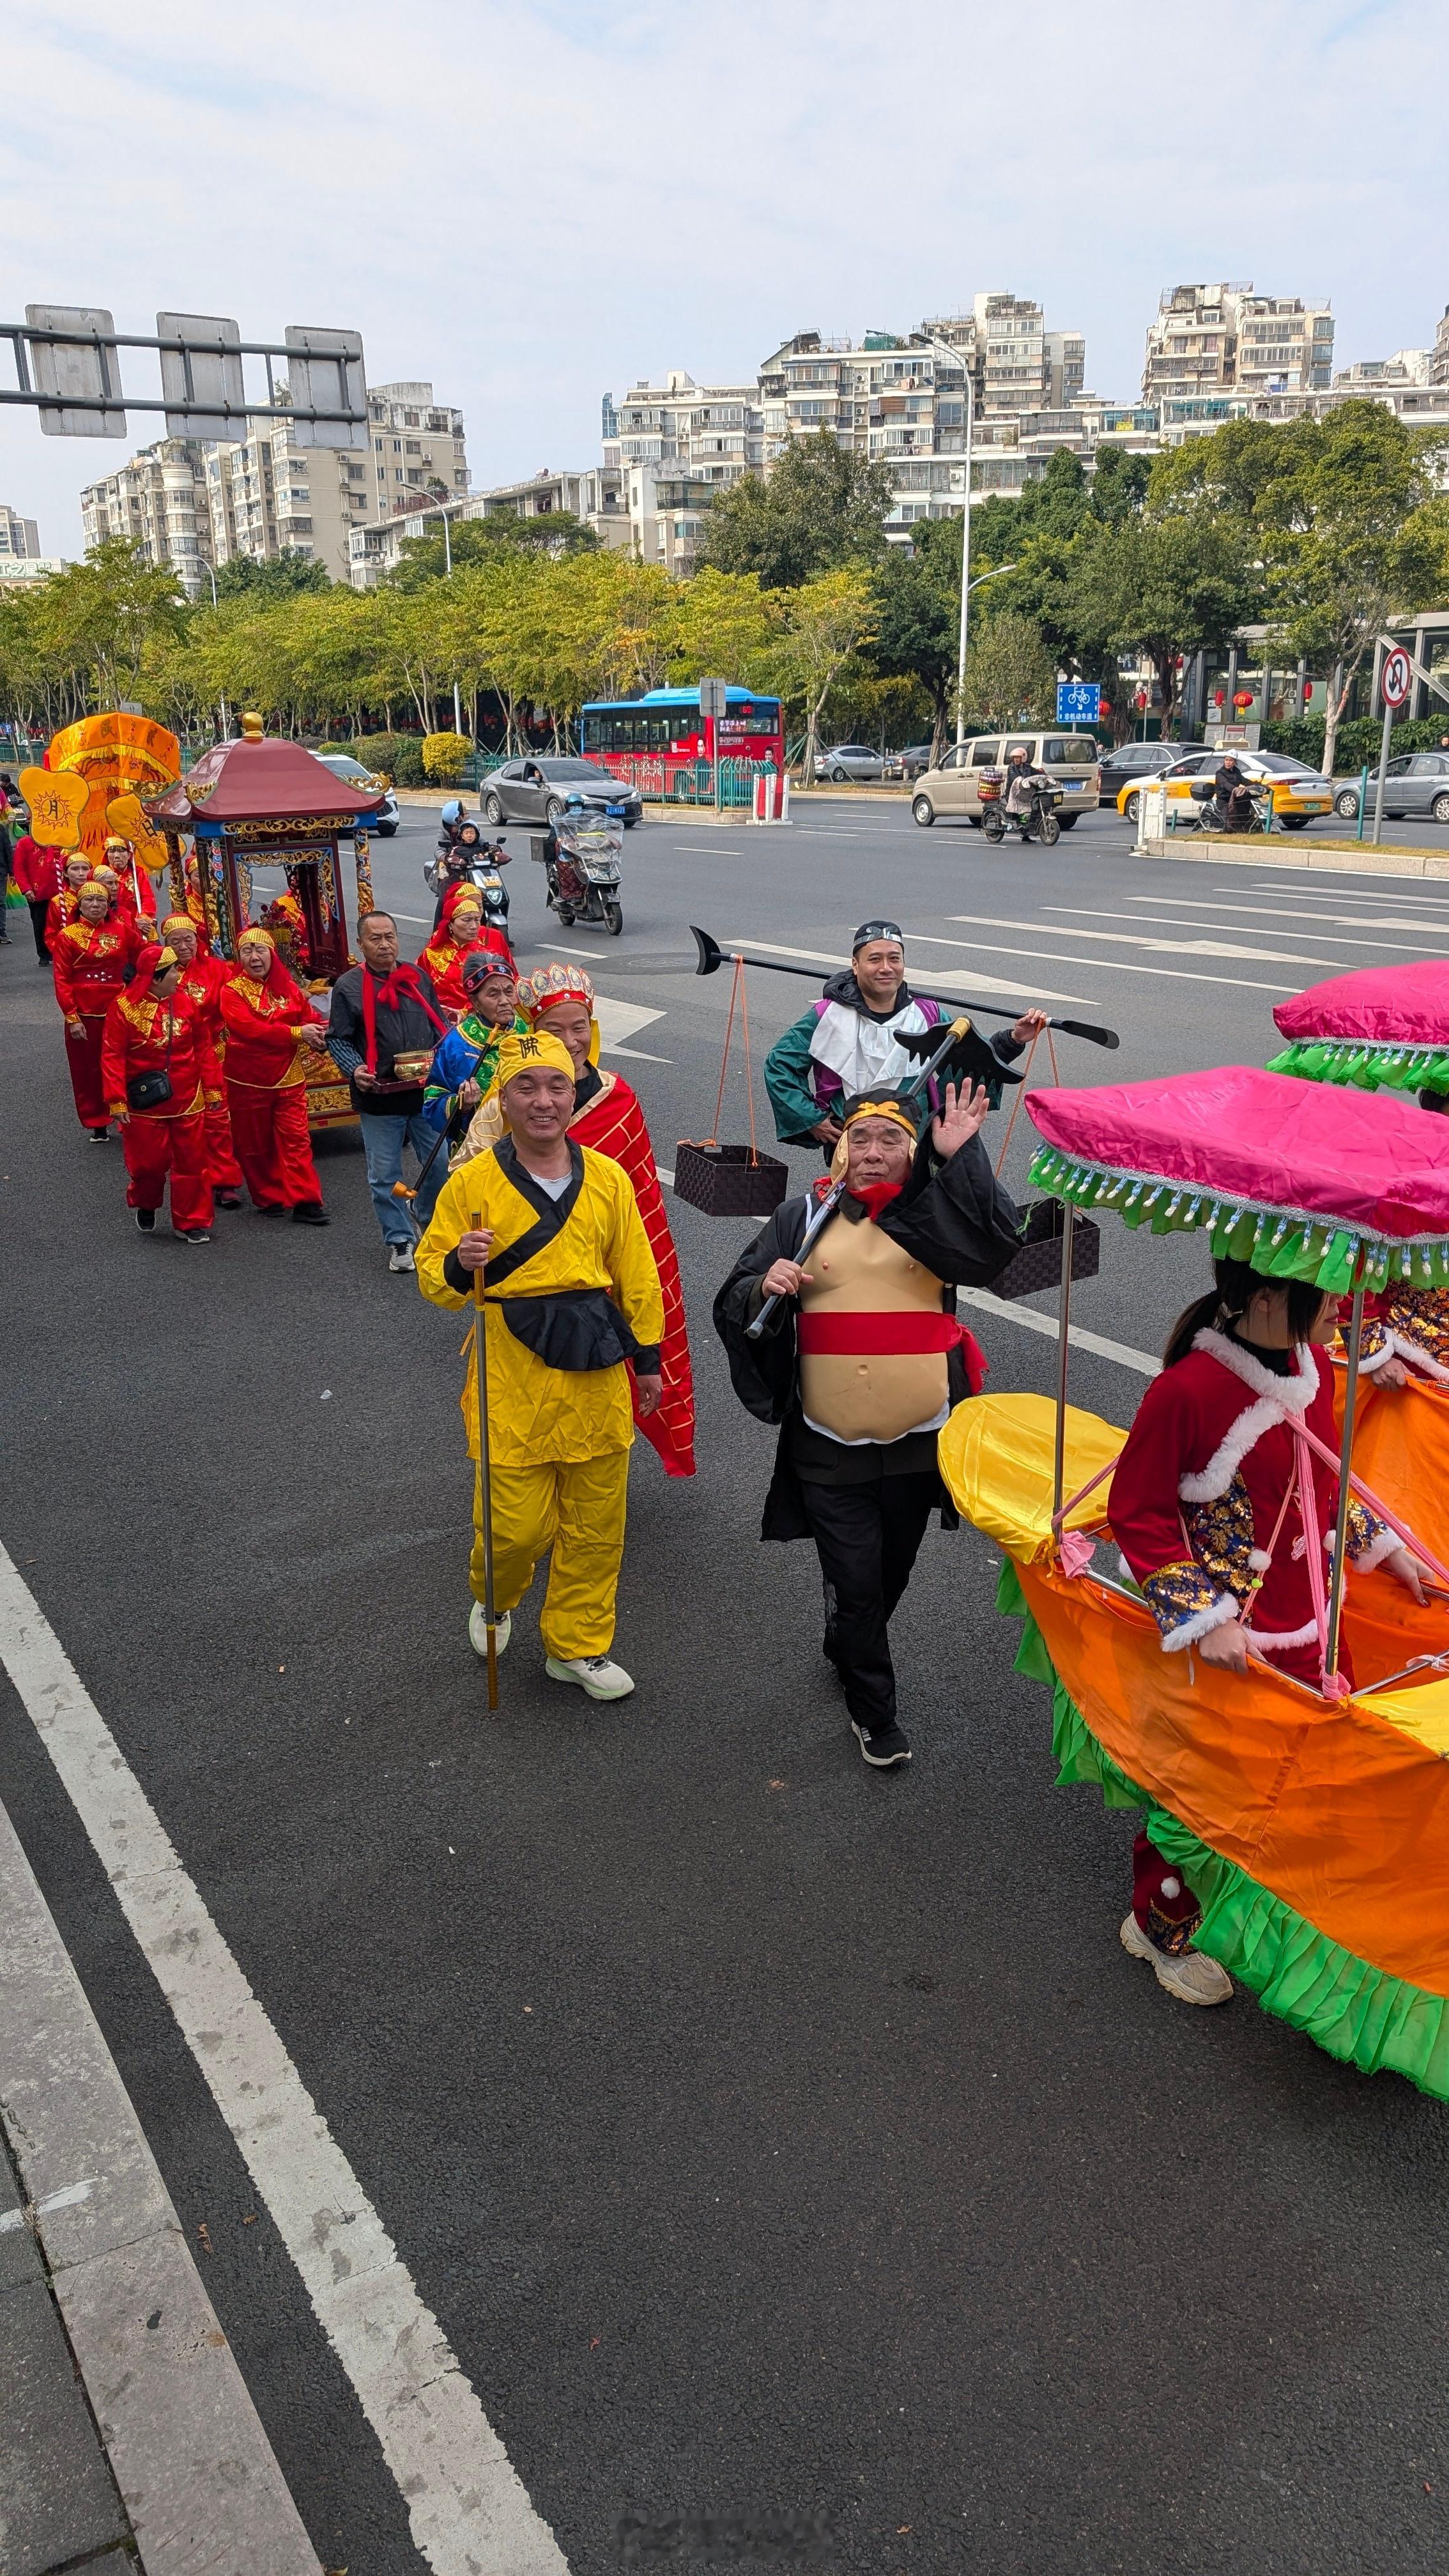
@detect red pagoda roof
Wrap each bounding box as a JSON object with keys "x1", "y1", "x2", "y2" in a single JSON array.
[{"x1": 150, "y1": 725, "x2": 378, "y2": 826}]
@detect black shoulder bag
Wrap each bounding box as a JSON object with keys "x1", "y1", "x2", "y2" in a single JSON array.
[{"x1": 126, "y1": 1003, "x2": 175, "y2": 1112}]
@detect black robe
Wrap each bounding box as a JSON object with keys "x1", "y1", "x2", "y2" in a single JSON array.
[{"x1": 712, "y1": 1131, "x2": 1023, "y2": 1540}]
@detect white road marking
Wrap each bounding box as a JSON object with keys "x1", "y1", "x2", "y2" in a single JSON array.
[
  {"x1": 956, "y1": 1287, "x2": 1160, "y2": 1377},
  {"x1": 942, "y1": 912, "x2": 1346, "y2": 968},
  {"x1": 0, "y1": 2178, "x2": 95, "y2": 2234},
  {"x1": 720, "y1": 937, "x2": 1098, "y2": 1008},
  {"x1": 1243, "y1": 882, "x2": 1449, "y2": 911},
  {"x1": 927, "y1": 929, "x2": 1298, "y2": 995},
  {"x1": 1119, "y1": 896, "x2": 1449, "y2": 947},
  {"x1": 0, "y1": 1545, "x2": 569, "y2": 2576}
]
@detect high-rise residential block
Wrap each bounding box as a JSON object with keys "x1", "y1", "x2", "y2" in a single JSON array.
[
  {"x1": 1144, "y1": 284, "x2": 1334, "y2": 403},
  {"x1": 0, "y1": 503, "x2": 42, "y2": 560},
  {"x1": 81, "y1": 441, "x2": 212, "y2": 592}
]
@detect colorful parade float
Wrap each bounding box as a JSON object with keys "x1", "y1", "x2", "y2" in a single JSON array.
[
  {"x1": 148, "y1": 713, "x2": 382, "y2": 1130},
  {"x1": 940, "y1": 1064, "x2": 1449, "y2": 2102}
]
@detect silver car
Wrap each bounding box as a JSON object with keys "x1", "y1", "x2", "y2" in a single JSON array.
[
  {"x1": 813, "y1": 742, "x2": 887, "y2": 783},
  {"x1": 1334, "y1": 751, "x2": 1449, "y2": 824},
  {"x1": 482, "y1": 757, "x2": 643, "y2": 828},
  {"x1": 315, "y1": 753, "x2": 399, "y2": 838}
]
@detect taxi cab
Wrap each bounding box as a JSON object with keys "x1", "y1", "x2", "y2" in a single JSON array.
[{"x1": 1116, "y1": 749, "x2": 1334, "y2": 831}]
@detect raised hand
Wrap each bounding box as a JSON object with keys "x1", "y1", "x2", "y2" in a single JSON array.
[{"x1": 930, "y1": 1080, "x2": 991, "y2": 1160}]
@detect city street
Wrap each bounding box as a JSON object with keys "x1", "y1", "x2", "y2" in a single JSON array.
[{"x1": 3, "y1": 799, "x2": 1449, "y2": 2575}]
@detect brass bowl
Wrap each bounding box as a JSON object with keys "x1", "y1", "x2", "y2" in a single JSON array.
[{"x1": 391, "y1": 1050, "x2": 433, "y2": 1082}]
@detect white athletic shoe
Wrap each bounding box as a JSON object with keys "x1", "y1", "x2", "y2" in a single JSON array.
[
  {"x1": 1120, "y1": 1911, "x2": 1233, "y2": 2006},
  {"x1": 388, "y1": 1242, "x2": 415, "y2": 1273},
  {"x1": 468, "y1": 1602, "x2": 510, "y2": 1659},
  {"x1": 545, "y1": 1652, "x2": 634, "y2": 1701}
]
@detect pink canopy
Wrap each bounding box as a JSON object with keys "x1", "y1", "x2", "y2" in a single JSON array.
[
  {"x1": 1027, "y1": 1066, "x2": 1449, "y2": 1245},
  {"x1": 1273, "y1": 961, "x2": 1449, "y2": 1045}
]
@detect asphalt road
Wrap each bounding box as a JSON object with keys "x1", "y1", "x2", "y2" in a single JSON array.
[{"x1": 3, "y1": 799, "x2": 1448, "y2": 2575}]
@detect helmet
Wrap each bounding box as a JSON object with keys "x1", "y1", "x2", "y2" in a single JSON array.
[
  {"x1": 564, "y1": 792, "x2": 585, "y2": 809},
  {"x1": 441, "y1": 798, "x2": 463, "y2": 824}
]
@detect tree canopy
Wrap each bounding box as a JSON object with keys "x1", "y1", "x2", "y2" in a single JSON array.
[{"x1": 697, "y1": 432, "x2": 894, "y2": 588}]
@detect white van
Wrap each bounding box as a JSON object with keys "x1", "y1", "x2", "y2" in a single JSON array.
[{"x1": 910, "y1": 731, "x2": 1101, "y2": 829}]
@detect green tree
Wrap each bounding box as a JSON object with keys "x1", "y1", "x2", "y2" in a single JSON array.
[
  {"x1": 1066, "y1": 507, "x2": 1260, "y2": 739},
  {"x1": 212, "y1": 550, "x2": 332, "y2": 599},
  {"x1": 384, "y1": 511, "x2": 598, "y2": 592},
  {"x1": 697, "y1": 433, "x2": 894, "y2": 588},
  {"x1": 961, "y1": 609, "x2": 1057, "y2": 730},
  {"x1": 868, "y1": 526, "x2": 962, "y2": 762},
  {"x1": 768, "y1": 565, "x2": 878, "y2": 778}
]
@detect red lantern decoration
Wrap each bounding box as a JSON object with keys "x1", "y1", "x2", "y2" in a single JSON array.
[
  {"x1": 1213, "y1": 689, "x2": 1225, "y2": 707},
  {"x1": 1233, "y1": 691, "x2": 1254, "y2": 711},
  {"x1": 1304, "y1": 682, "x2": 1314, "y2": 701}
]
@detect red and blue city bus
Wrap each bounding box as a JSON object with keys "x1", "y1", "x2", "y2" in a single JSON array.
[{"x1": 580, "y1": 687, "x2": 785, "y2": 813}]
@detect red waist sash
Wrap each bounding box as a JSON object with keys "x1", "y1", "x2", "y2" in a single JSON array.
[{"x1": 799, "y1": 1311, "x2": 964, "y2": 1353}]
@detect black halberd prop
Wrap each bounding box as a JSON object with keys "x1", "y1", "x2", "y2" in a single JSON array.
[{"x1": 689, "y1": 926, "x2": 1121, "y2": 1051}]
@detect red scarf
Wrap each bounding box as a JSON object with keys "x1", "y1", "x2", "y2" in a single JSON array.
[{"x1": 360, "y1": 962, "x2": 447, "y2": 1073}]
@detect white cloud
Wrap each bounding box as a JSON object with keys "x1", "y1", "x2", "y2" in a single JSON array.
[{"x1": 1, "y1": 0, "x2": 1443, "y2": 557}]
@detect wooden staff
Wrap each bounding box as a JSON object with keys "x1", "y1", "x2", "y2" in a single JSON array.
[{"x1": 469, "y1": 1204, "x2": 500, "y2": 1710}]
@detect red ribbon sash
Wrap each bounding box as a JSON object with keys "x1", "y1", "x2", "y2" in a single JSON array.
[{"x1": 799, "y1": 1312, "x2": 964, "y2": 1354}]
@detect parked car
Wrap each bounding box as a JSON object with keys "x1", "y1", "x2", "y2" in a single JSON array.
[
  {"x1": 910, "y1": 730, "x2": 1101, "y2": 829},
  {"x1": 1097, "y1": 739, "x2": 1207, "y2": 808},
  {"x1": 1333, "y1": 752, "x2": 1449, "y2": 824},
  {"x1": 314, "y1": 752, "x2": 399, "y2": 837},
  {"x1": 1114, "y1": 749, "x2": 1333, "y2": 830},
  {"x1": 894, "y1": 743, "x2": 935, "y2": 782},
  {"x1": 482, "y1": 758, "x2": 643, "y2": 828},
  {"x1": 813, "y1": 743, "x2": 887, "y2": 783}
]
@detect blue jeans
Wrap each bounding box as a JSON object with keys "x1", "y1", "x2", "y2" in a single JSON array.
[{"x1": 361, "y1": 1109, "x2": 444, "y2": 1246}]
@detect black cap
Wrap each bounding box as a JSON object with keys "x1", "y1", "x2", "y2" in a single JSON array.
[{"x1": 852, "y1": 918, "x2": 904, "y2": 952}]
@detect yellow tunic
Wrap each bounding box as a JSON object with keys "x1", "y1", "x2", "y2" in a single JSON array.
[{"x1": 417, "y1": 1142, "x2": 664, "y2": 1468}]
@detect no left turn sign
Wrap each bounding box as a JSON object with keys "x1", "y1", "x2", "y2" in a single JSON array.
[{"x1": 1381, "y1": 647, "x2": 1413, "y2": 709}]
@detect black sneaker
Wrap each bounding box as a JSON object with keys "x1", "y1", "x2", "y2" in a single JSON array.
[
  {"x1": 291, "y1": 1200, "x2": 330, "y2": 1225},
  {"x1": 255, "y1": 1202, "x2": 288, "y2": 1218},
  {"x1": 216, "y1": 1188, "x2": 244, "y2": 1209},
  {"x1": 180, "y1": 1227, "x2": 211, "y2": 1245},
  {"x1": 852, "y1": 1719, "x2": 912, "y2": 1768},
  {"x1": 88, "y1": 1125, "x2": 111, "y2": 1144},
  {"x1": 134, "y1": 1207, "x2": 156, "y2": 1233}
]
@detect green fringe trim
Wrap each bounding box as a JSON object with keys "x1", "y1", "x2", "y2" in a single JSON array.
[
  {"x1": 1027, "y1": 1142, "x2": 1449, "y2": 1294},
  {"x1": 1268, "y1": 1036, "x2": 1449, "y2": 1099},
  {"x1": 995, "y1": 1559, "x2": 1449, "y2": 2101}
]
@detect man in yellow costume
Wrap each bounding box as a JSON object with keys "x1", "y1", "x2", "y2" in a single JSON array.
[{"x1": 417, "y1": 1027, "x2": 664, "y2": 1701}]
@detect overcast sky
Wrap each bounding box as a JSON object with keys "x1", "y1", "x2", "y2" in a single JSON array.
[{"x1": 3, "y1": 0, "x2": 1443, "y2": 560}]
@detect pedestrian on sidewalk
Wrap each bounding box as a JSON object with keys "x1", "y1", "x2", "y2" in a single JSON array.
[
  {"x1": 326, "y1": 910, "x2": 448, "y2": 1271},
  {"x1": 52, "y1": 879, "x2": 141, "y2": 1140},
  {"x1": 218, "y1": 926, "x2": 330, "y2": 1223},
  {"x1": 714, "y1": 1078, "x2": 1021, "y2": 1768},
  {"x1": 416, "y1": 1027, "x2": 664, "y2": 1701},
  {"x1": 101, "y1": 939, "x2": 222, "y2": 1243},
  {"x1": 11, "y1": 831, "x2": 66, "y2": 962}
]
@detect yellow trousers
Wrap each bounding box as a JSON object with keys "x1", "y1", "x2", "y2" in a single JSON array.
[{"x1": 470, "y1": 1449, "x2": 631, "y2": 1660}]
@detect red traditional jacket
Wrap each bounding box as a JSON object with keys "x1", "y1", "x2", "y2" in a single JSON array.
[
  {"x1": 218, "y1": 963, "x2": 315, "y2": 1089},
  {"x1": 1109, "y1": 1327, "x2": 1394, "y2": 1675},
  {"x1": 174, "y1": 953, "x2": 229, "y2": 1041},
  {"x1": 100, "y1": 986, "x2": 223, "y2": 1121},
  {"x1": 418, "y1": 928, "x2": 488, "y2": 1016},
  {"x1": 52, "y1": 917, "x2": 139, "y2": 1021},
  {"x1": 571, "y1": 1069, "x2": 696, "y2": 1476}
]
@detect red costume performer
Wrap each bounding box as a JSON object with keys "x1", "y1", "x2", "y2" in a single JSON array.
[
  {"x1": 46, "y1": 864, "x2": 94, "y2": 955},
  {"x1": 457, "y1": 962, "x2": 696, "y2": 1476},
  {"x1": 103, "y1": 838, "x2": 158, "y2": 922},
  {"x1": 218, "y1": 930, "x2": 326, "y2": 1213},
  {"x1": 100, "y1": 942, "x2": 222, "y2": 1234},
  {"x1": 419, "y1": 892, "x2": 509, "y2": 1016},
  {"x1": 160, "y1": 913, "x2": 245, "y2": 1199},
  {"x1": 52, "y1": 895, "x2": 141, "y2": 1131}
]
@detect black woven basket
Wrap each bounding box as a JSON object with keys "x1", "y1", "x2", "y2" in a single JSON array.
[
  {"x1": 673, "y1": 1140, "x2": 790, "y2": 1218},
  {"x1": 990, "y1": 1200, "x2": 1101, "y2": 1302}
]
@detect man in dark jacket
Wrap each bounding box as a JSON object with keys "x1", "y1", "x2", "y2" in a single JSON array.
[
  {"x1": 714, "y1": 1075, "x2": 1023, "y2": 1768},
  {"x1": 326, "y1": 911, "x2": 448, "y2": 1271},
  {"x1": 763, "y1": 918, "x2": 1046, "y2": 1158},
  {"x1": 1209, "y1": 753, "x2": 1256, "y2": 831}
]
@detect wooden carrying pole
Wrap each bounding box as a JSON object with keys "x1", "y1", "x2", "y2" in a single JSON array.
[{"x1": 469, "y1": 1207, "x2": 500, "y2": 1710}]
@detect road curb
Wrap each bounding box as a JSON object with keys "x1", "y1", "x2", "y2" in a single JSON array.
[
  {"x1": 1135, "y1": 829, "x2": 1449, "y2": 880},
  {"x1": 0, "y1": 1792, "x2": 323, "y2": 2576}
]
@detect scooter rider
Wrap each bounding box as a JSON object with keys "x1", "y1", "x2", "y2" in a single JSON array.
[
  {"x1": 1209, "y1": 751, "x2": 1257, "y2": 832},
  {"x1": 432, "y1": 818, "x2": 507, "y2": 928},
  {"x1": 1002, "y1": 743, "x2": 1048, "y2": 822}
]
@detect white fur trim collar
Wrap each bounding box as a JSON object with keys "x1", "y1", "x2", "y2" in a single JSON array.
[
  {"x1": 1177, "y1": 1333, "x2": 1319, "y2": 1505},
  {"x1": 1160, "y1": 1591, "x2": 1239, "y2": 1653}
]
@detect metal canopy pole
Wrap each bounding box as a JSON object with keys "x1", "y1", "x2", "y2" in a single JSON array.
[
  {"x1": 1324, "y1": 1280, "x2": 1365, "y2": 1683},
  {"x1": 1052, "y1": 1206, "x2": 1076, "y2": 1528}
]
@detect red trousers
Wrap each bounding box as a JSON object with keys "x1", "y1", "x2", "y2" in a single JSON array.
[
  {"x1": 203, "y1": 1099, "x2": 243, "y2": 1190},
  {"x1": 121, "y1": 1110, "x2": 213, "y2": 1229},
  {"x1": 227, "y1": 1078, "x2": 321, "y2": 1209},
  {"x1": 65, "y1": 1015, "x2": 109, "y2": 1130}
]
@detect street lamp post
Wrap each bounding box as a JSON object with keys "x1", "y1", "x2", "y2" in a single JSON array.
[
  {"x1": 427, "y1": 504, "x2": 465, "y2": 740},
  {"x1": 954, "y1": 562, "x2": 1018, "y2": 746},
  {"x1": 955, "y1": 368, "x2": 976, "y2": 749},
  {"x1": 196, "y1": 558, "x2": 230, "y2": 739}
]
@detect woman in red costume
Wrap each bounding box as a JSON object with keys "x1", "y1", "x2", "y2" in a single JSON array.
[
  {"x1": 218, "y1": 925, "x2": 330, "y2": 1223},
  {"x1": 1107, "y1": 1255, "x2": 1426, "y2": 2006},
  {"x1": 160, "y1": 912, "x2": 245, "y2": 1208},
  {"x1": 52, "y1": 878, "x2": 141, "y2": 1138},
  {"x1": 419, "y1": 889, "x2": 501, "y2": 1017},
  {"x1": 100, "y1": 939, "x2": 222, "y2": 1241},
  {"x1": 454, "y1": 960, "x2": 696, "y2": 1476},
  {"x1": 47, "y1": 853, "x2": 95, "y2": 954},
  {"x1": 103, "y1": 834, "x2": 158, "y2": 923}
]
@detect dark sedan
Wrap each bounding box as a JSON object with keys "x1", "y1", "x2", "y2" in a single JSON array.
[
  {"x1": 1096, "y1": 738, "x2": 1207, "y2": 807},
  {"x1": 482, "y1": 757, "x2": 643, "y2": 827}
]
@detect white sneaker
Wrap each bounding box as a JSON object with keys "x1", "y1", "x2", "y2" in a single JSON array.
[
  {"x1": 545, "y1": 1652, "x2": 634, "y2": 1701},
  {"x1": 388, "y1": 1241, "x2": 415, "y2": 1273},
  {"x1": 1120, "y1": 1911, "x2": 1233, "y2": 2006},
  {"x1": 468, "y1": 1602, "x2": 510, "y2": 1659}
]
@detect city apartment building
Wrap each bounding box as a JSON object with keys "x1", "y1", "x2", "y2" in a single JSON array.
[
  {"x1": 80, "y1": 379, "x2": 468, "y2": 591},
  {"x1": 1144, "y1": 284, "x2": 1335, "y2": 402},
  {"x1": 1432, "y1": 307, "x2": 1449, "y2": 387},
  {"x1": 0, "y1": 503, "x2": 42, "y2": 561},
  {"x1": 348, "y1": 465, "x2": 627, "y2": 588}
]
